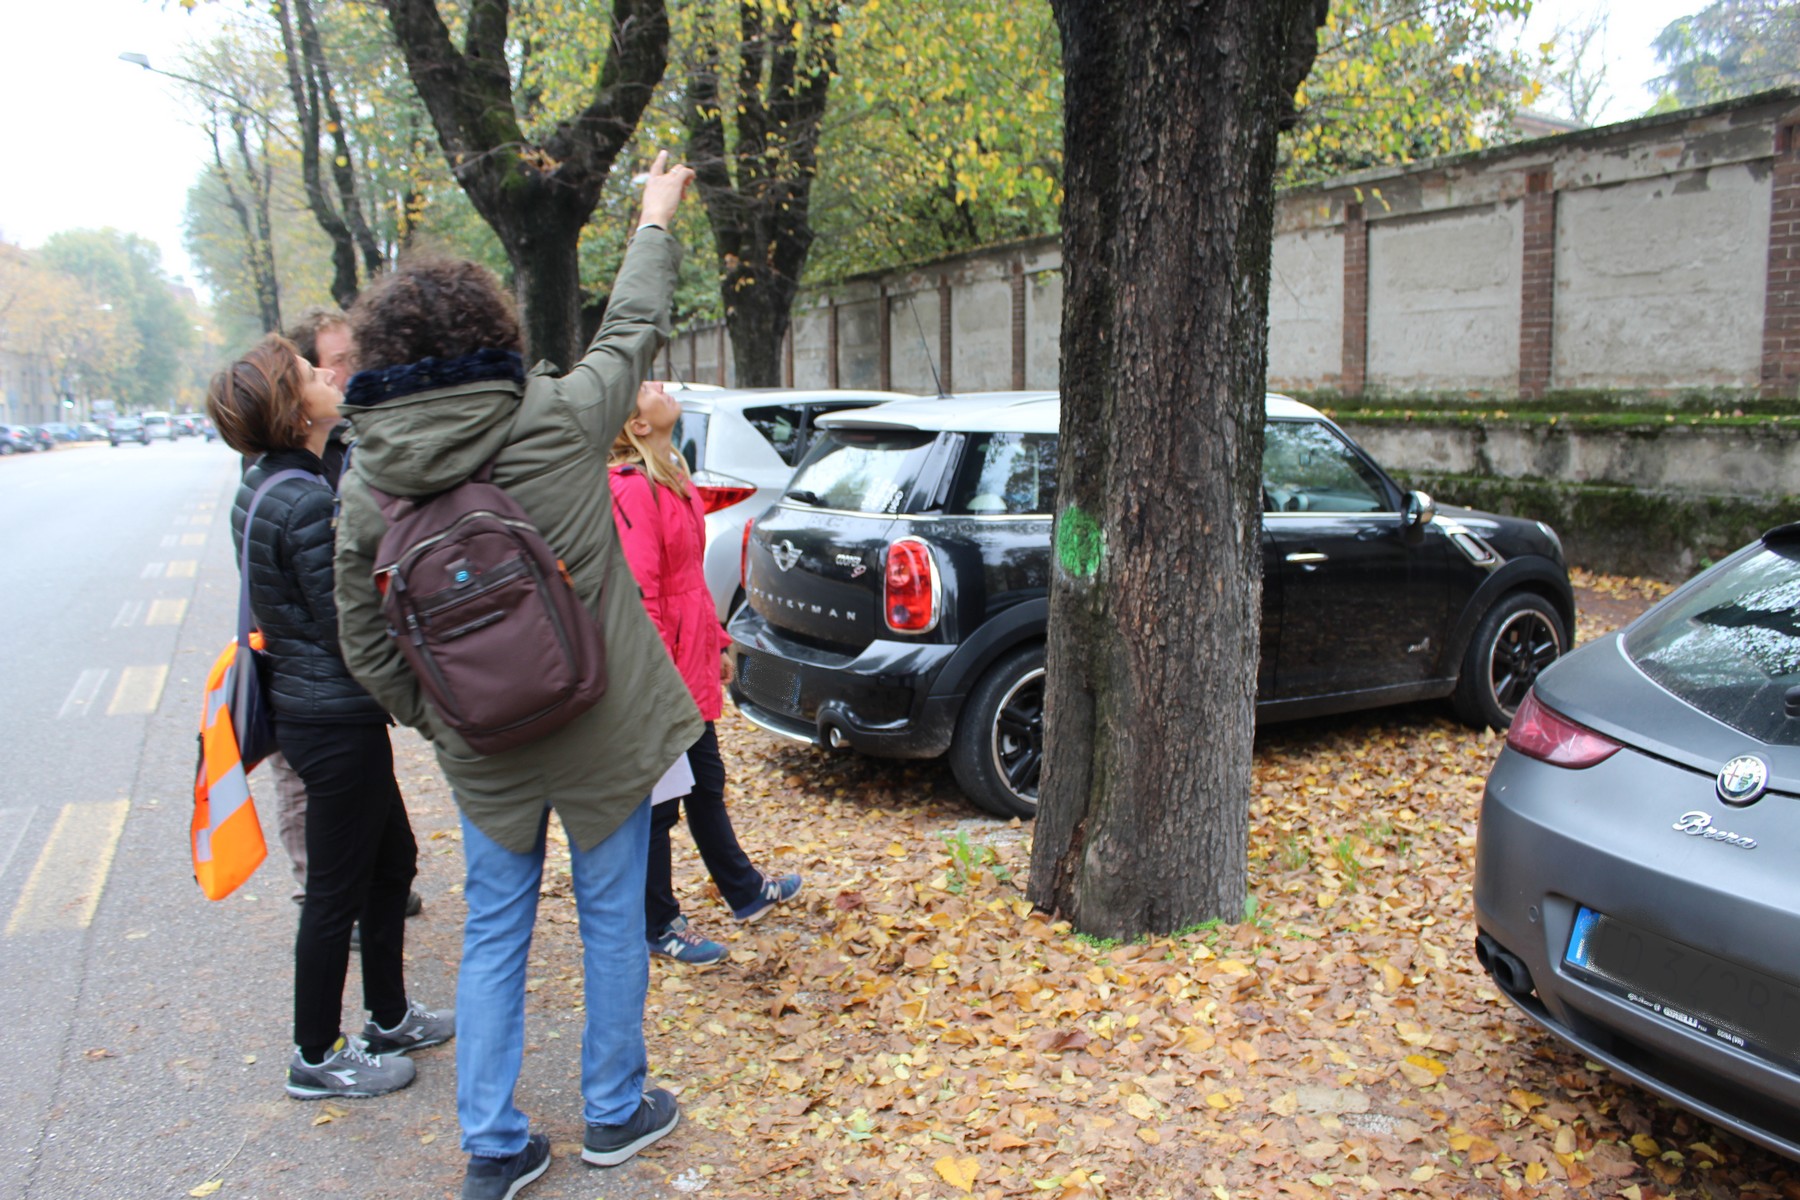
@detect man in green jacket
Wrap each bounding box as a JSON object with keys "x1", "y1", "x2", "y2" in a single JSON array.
[{"x1": 334, "y1": 155, "x2": 703, "y2": 1200}]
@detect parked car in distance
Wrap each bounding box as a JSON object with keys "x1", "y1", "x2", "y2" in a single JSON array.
[
  {"x1": 0, "y1": 425, "x2": 37, "y2": 454},
  {"x1": 667, "y1": 386, "x2": 912, "y2": 621},
  {"x1": 728, "y1": 392, "x2": 1574, "y2": 817},
  {"x1": 109, "y1": 418, "x2": 150, "y2": 447},
  {"x1": 26, "y1": 425, "x2": 58, "y2": 451},
  {"x1": 37, "y1": 422, "x2": 79, "y2": 442},
  {"x1": 140, "y1": 411, "x2": 173, "y2": 441},
  {"x1": 197, "y1": 415, "x2": 219, "y2": 441},
  {"x1": 1474, "y1": 522, "x2": 1800, "y2": 1162},
  {"x1": 76, "y1": 422, "x2": 108, "y2": 441},
  {"x1": 172, "y1": 414, "x2": 203, "y2": 438}
]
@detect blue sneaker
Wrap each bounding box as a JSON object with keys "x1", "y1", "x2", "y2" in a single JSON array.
[
  {"x1": 649, "y1": 916, "x2": 726, "y2": 966},
  {"x1": 732, "y1": 872, "x2": 803, "y2": 923}
]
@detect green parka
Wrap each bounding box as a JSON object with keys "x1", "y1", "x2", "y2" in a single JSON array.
[{"x1": 332, "y1": 230, "x2": 703, "y2": 853}]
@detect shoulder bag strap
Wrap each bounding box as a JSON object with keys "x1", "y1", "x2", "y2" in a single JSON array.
[{"x1": 236, "y1": 468, "x2": 326, "y2": 712}]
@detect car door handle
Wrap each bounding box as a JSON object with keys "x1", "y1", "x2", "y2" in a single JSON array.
[{"x1": 1285, "y1": 552, "x2": 1328, "y2": 564}]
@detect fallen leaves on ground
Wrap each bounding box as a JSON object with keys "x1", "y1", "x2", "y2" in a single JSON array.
[{"x1": 518, "y1": 574, "x2": 1798, "y2": 1198}]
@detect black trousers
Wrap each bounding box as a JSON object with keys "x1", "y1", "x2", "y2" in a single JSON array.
[
  {"x1": 644, "y1": 723, "x2": 760, "y2": 938},
  {"x1": 276, "y1": 720, "x2": 417, "y2": 1052}
]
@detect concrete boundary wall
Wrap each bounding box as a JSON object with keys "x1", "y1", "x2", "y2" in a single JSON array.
[{"x1": 664, "y1": 87, "x2": 1800, "y2": 405}]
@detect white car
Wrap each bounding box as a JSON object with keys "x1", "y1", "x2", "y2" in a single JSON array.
[
  {"x1": 666, "y1": 386, "x2": 912, "y2": 620},
  {"x1": 140, "y1": 411, "x2": 173, "y2": 441}
]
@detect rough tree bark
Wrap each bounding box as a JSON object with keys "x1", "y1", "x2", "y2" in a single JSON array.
[
  {"x1": 1026, "y1": 0, "x2": 1328, "y2": 939},
  {"x1": 275, "y1": 0, "x2": 385, "y2": 307},
  {"x1": 684, "y1": 0, "x2": 834, "y2": 386},
  {"x1": 382, "y1": 0, "x2": 669, "y2": 368}
]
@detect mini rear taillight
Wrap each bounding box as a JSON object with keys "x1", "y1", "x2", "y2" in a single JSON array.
[
  {"x1": 740, "y1": 517, "x2": 755, "y2": 591},
  {"x1": 1505, "y1": 691, "x2": 1621, "y2": 768},
  {"x1": 884, "y1": 537, "x2": 939, "y2": 633}
]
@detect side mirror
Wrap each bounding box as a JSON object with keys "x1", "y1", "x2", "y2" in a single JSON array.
[{"x1": 1404, "y1": 490, "x2": 1436, "y2": 529}]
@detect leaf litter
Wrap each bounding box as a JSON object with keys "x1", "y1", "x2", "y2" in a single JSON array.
[{"x1": 514, "y1": 574, "x2": 1798, "y2": 1198}]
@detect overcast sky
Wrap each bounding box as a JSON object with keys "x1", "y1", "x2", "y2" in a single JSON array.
[{"x1": 0, "y1": 1, "x2": 1711, "y2": 296}]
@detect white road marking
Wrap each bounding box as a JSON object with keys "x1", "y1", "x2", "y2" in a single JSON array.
[
  {"x1": 0, "y1": 809, "x2": 35, "y2": 884},
  {"x1": 112, "y1": 601, "x2": 143, "y2": 628},
  {"x1": 140, "y1": 563, "x2": 165, "y2": 580},
  {"x1": 180, "y1": 533, "x2": 206, "y2": 546},
  {"x1": 160, "y1": 535, "x2": 179, "y2": 548},
  {"x1": 58, "y1": 670, "x2": 110, "y2": 718},
  {"x1": 4, "y1": 801, "x2": 131, "y2": 935}
]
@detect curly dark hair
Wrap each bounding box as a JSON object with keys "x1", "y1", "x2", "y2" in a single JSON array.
[
  {"x1": 349, "y1": 257, "x2": 523, "y2": 372},
  {"x1": 205, "y1": 334, "x2": 309, "y2": 456}
]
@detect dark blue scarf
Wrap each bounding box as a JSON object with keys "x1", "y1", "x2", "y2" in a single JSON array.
[{"x1": 342, "y1": 349, "x2": 525, "y2": 408}]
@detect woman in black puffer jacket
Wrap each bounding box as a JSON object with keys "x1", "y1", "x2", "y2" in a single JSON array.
[{"x1": 209, "y1": 335, "x2": 451, "y2": 1102}]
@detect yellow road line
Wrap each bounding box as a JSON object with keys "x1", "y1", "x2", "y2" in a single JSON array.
[
  {"x1": 106, "y1": 665, "x2": 168, "y2": 716},
  {"x1": 165, "y1": 560, "x2": 197, "y2": 579},
  {"x1": 180, "y1": 533, "x2": 206, "y2": 546},
  {"x1": 146, "y1": 599, "x2": 187, "y2": 627},
  {"x1": 5, "y1": 801, "x2": 131, "y2": 935}
]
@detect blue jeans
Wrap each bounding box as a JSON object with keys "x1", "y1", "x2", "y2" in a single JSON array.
[{"x1": 456, "y1": 801, "x2": 652, "y2": 1159}]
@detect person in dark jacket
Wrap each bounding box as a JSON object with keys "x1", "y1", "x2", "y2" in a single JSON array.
[
  {"x1": 257, "y1": 308, "x2": 424, "y2": 928},
  {"x1": 207, "y1": 335, "x2": 453, "y2": 1102}
]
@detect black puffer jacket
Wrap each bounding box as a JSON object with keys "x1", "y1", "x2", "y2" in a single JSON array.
[{"x1": 232, "y1": 447, "x2": 387, "y2": 725}]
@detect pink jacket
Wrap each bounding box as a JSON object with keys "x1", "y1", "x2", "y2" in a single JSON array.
[{"x1": 609, "y1": 464, "x2": 729, "y2": 721}]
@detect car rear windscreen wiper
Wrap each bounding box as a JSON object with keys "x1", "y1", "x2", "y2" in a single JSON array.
[{"x1": 784, "y1": 488, "x2": 825, "y2": 506}]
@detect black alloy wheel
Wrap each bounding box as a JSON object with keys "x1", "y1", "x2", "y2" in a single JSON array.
[
  {"x1": 1453, "y1": 592, "x2": 1566, "y2": 730},
  {"x1": 950, "y1": 645, "x2": 1045, "y2": 819}
]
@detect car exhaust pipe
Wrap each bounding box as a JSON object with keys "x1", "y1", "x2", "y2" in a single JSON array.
[
  {"x1": 824, "y1": 724, "x2": 850, "y2": 751},
  {"x1": 1475, "y1": 932, "x2": 1536, "y2": 998}
]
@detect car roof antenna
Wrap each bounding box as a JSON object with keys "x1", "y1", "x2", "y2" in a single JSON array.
[{"x1": 903, "y1": 294, "x2": 947, "y2": 398}]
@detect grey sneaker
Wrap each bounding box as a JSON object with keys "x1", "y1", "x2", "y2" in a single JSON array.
[
  {"x1": 285, "y1": 1036, "x2": 416, "y2": 1099},
  {"x1": 360, "y1": 998, "x2": 455, "y2": 1055},
  {"x1": 463, "y1": 1133, "x2": 550, "y2": 1200},
  {"x1": 648, "y1": 916, "x2": 726, "y2": 966},
  {"x1": 583, "y1": 1087, "x2": 680, "y2": 1166}
]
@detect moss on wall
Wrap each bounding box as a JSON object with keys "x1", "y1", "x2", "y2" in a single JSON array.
[
  {"x1": 1402, "y1": 472, "x2": 1794, "y2": 579},
  {"x1": 1289, "y1": 390, "x2": 1800, "y2": 419}
]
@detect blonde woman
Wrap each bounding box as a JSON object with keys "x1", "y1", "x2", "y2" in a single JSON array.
[{"x1": 609, "y1": 381, "x2": 801, "y2": 965}]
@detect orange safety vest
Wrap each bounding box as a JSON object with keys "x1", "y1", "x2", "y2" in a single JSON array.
[{"x1": 191, "y1": 633, "x2": 268, "y2": 900}]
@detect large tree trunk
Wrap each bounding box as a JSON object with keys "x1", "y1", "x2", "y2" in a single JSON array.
[
  {"x1": 383, "y1": 0, "x2": 668, "y2": 368},
  {"x1": 499, "y1": 209, "x2": 587, "y2": 370},
  {"x1": 1027, "y1": 0, "x2": 1327, "y2": 940},
  {"x1": 683, "y1": 1, "x2": 833, "y2": 387}
]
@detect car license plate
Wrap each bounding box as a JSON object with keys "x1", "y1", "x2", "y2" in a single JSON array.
[{"x1": 1565, "y1": 906, "x2": 1800, "y2": 1066}]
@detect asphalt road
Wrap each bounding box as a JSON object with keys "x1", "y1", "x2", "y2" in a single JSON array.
[
  {"x1": 0, "y1": 438, "x2": 698, "y2": 1200},
  {"x1": 0, "y1": 439, "x2": 480, "y2": 1200}
]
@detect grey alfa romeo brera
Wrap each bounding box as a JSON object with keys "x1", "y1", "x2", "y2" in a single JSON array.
[{"x1": 1474, "y1": 522, "x2": 1800, "y2": 1159}]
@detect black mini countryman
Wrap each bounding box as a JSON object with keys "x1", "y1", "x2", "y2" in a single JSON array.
[{"x1": 727, "y1": 392, "x2": 1574, "y2": 817}]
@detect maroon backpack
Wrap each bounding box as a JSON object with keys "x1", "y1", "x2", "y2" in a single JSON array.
[{"x1": 367, "y1": 460, "x2": 606, "y2": 754}]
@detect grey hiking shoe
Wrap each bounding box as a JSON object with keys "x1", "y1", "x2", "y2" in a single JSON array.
[
  {"x1": 462, "y1": 1133, "x2": 550, "y2": 1200},
  {"x1": 583, "y1": 1087, "x2": 680, "y2": 1166},
  {"x1": 359, "y1": 998, "x2": 455, "y2": 1055},
  {"x1": 285, "y1": 1036, "x2": 416, "y2": 1099}
]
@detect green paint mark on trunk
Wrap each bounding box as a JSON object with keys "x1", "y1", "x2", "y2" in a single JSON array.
[{"x1": 1056, "y1": 506, "x2": 1105, "y2": 577}]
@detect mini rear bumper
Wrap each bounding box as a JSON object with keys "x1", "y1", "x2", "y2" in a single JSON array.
[
  {"x1": 1474, "y1": 746, "x2": 1800, "y2": 1161},
  {"x1": 726, "y1": 608, "x2": 960, "y2": 758}
]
